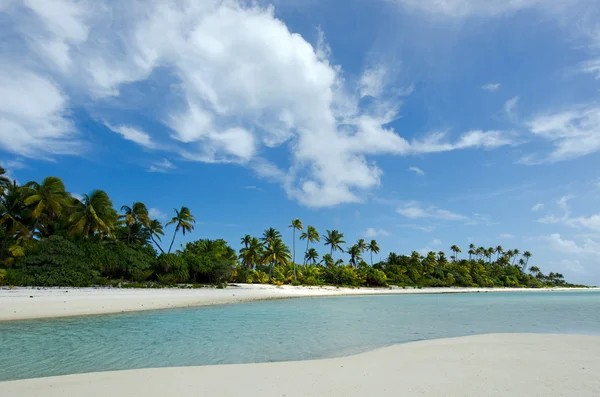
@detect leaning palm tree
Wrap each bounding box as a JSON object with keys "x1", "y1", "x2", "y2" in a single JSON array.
[
  {"x1": 146, "y1": 218, "x2": 166, "y2": 254},
  {"x1": 323, "y1": 229, "x2": 345, "y2": 258},
  {"x1": 367, "y1": 239, "x2": 380, "y2": 266},
  {"x1": 289, "y1": 218, "x2": 303, "y2": 281},
  {"x1": 512, "y1": 249, "x2": 521, "y2": 266},
  {"x1": 166, "y1": 206, "x2": 195, "y2": 254},
  {"x1": 522, "y1": 251, "x2": 532, "y2": 270},
  {"x1": 69, "y1": 190, "x2": 118, "y2": 239},
  {"x1": 261, "y1": 238, "x2": 291, "y2": 280},
  {"x1": 495, "y1": 245, "x2": 504, "y2": 261},
  {"x1": 24, "y1": 176, "x2": 69, "y2": 238},
  {"x1": 356, "y1": 238, "x2": 367, "y2": 253},
  {"x1": 0, "y1": 181, "x2": 28, "y2": 258},
  {"x1": 0, "y1": 166, "x2": 11, "y2": 194},
  {"x1": 300, "y1": 225, "x2": 320, "y2": 265},
  {"x1": 120, "y1": 202, "x2": 149, "y2": 245}
]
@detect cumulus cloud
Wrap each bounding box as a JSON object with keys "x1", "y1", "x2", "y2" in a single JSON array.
[
  {"x1": 408, "y1": 166, "x2": 425, "y2": 176},
  {"x1": 364, "y1": 227, "x2": 390, "y2": 238},
  {"x1": 397, "y1": 201, "x2": 469, "y2": 221},
  {"x1": 481, "y1": 83, "x2": 500, "y2": 92},
  {"x1": 521, "y1": 106, "x2": 600, "y2": 164},
  {"x1": 0, "y1": 0, "x2": 516, "y2": 207}
]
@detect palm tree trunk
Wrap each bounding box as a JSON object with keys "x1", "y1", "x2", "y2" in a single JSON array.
[
  {"x1": 303, "y1": 239, "x2": 310, "y2": 266},
  {"x1": 151, "y1": 235, "x2": 166, "y2": 254},
  {"x1": 168, "y1": 227, "x2": 178, "y2": 254},
  {"x1": 292, "y1": 229, "x2": 297, "y2": 282},
  {"x1": 370, "y1": 250, "x2": 373, "y2": 266}
]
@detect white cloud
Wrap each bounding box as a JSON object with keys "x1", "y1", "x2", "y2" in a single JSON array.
[
  {"x1": 106, "y1": 124, "x2": 157, "y2": 149},
  {"x1": 499, "y1": 233, "x2": 515, "y2": 239},
  {"x1": 580, "y1": 58, "x2": 600, "y2": 79},
  {"x1": 504, "y1": 96, "x2": 519, "y2": 119},
  {"x1": 364, "y1": 227, "x2": 390, "y2": 238},
  {"x1": 521, "y1": 106, "x2": 600, "y2": 164},
  {"x1": 148, "y1": 159, "x2": 175, "y2": 173},
  {"x1": 531, "y1": 203, "x2": 544, "y2": 212},
  {"x1": 397, "y1": 201, "x2": 470, "y2": 221},
  {"x1": 389, "y1": 0, "x2": 583, "y2": 18},
  {"x1": 399, "y1": 224, "x2": 436, "y2": 232},
  {"x1": 244, "y1": 185, "x2": 264, "y2": 191},
  {"x1": 148, "y1": 208, "x2": 167, "y2": 220},
  {"x1": 481, "y1": 83, "x2": 500, "y2": 92},
  {"x1": 418, "y1": 238, "x2": 442, "y2": 256},
  {"x1": 0, "y1": 0, "x2": 516, "y2": 207},
  {"x1": 408, "y1": 166, "x2": 425, "y2": 176},
  {"x1": 359, "y1": 65, "x2": 388, "y2": 98}
]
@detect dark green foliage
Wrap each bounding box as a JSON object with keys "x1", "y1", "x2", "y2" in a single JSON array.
[
  {"x1": 9, "y1": 236, "x2": 101, "y2": 287},
  {"x1": 182, "y1": 239, "x2": 236, "y2": 284}
]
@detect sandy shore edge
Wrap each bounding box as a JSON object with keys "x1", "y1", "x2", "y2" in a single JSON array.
[
  {"x1": 1, "y1": 284, "x2": 597, "y2": 321},
  {"x1": 2, "y1": 333, "x2": 599, "y2": 396}
]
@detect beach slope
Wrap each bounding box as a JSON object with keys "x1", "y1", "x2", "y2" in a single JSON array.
[{"x1": 3, "y1": 333, "x2": 599, "y2": 397}]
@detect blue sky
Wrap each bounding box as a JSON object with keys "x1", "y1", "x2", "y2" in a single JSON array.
[{"x1": 1, "y1": 0, "x2": 600, "y2": 284}]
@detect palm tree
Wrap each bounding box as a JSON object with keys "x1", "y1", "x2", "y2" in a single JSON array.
[
  {"x1": 300, "y1": 225, "x2": 319, "y2": 265},
  {"x1": 119, "y1": 202, "x2": 149, "y2": 245},
  {"x1": 240, "y1": 237, "x2": 263, "y2": 269},
  {"x1": 348, "y1": 244, "x2": 362, "y2": 267},
  {"x1": 495, "y1": 245, "x2": 504, "y2": 261},
  {"x1": 0, "y1": 166, "x2": 11, "y2": 195},
  {"x1": 166, "y1": 206, "x2": 195, "y2": 253},
  {"x1": 512, "y1": 249, "x2": 521, "y2": 266},
  {"x1": 241, "y1": 234, "x2": 252, "y2": 249},
  {"x1": 450, "y1": 245, "x2": 461, "y2": 262},
  {"x1": 261, "y1": 227, "x2": 282, "y2": 246},
  {"x1": 146, "y1": 218, "x2": 165, "y2": 254},
  {"x1": 356, "y1": 238, "x2": 367, "y2": 252},
  {"x1": 23, "y1": 177, "x2": 69, "y2": 238},
  {"x1": 468, "y1": 243, "x2": 475, "y2": 260},
  {"x1": 323, "y1": 229, "x2": 345, "y2": 258},
  {"x1": 261, "y1": 238, "x2": 291, "y2": 280},
  {"x1": 69, "y1": 190, "x2": 118, "y2": 239},
  {"x1": 523, "y1": 251, "x2": 532, "y2": 270},
  {"x1": 367, "y1": 239, "x2": 380, "y2": 266},
  {"x1": 304, "y1": 247, "x2": 319, "y2": 265},
  {"x1": 0, "y1": 181, "x2": 28, "y2": 258},
  {"x1": 289, "y1": 218, "x2": 303, "y2": 281}
]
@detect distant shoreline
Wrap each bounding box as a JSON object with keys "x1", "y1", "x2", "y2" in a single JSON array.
[
  {"x1": 1, "y1": 284, "x2": 597, "y2": 322},
  {"x1": 3, "y1": 333, "x2": 600, "y2": 396}
]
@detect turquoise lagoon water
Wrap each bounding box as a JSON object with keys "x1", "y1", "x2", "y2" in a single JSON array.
[{"x1": 1, "y1": 291, "x2": 600, "y2": 381}]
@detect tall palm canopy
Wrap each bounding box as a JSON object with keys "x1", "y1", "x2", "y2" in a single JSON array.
[
  {"x1": 367, "y1": 239, "x2": 380, "y2": 266},
  {"x1": 166, "y1": 206, "x2": 195, "y2": 254},
  {"x1": 323, "y1": 229, "x2": 345, "y2": 257},
  {"x1": 24, "y1": 176, "x2": 69, "y2": 237},
  {"x1": 347, "y1": 244, "x2": 362, "y2": 267},
  {"x1": 261, "y1": 227, "x2": 282, "y2": 245},
  {"x1": 146, "y1": 218, "x2": 165, "y2": 254},
  {"x1": 289, "y1": 218, "x2": 303, "y2": 281},
  {"x1": 240, "y1": 236, "x2": 263, "y2": 269},
  {"x1": 120, "y1": 202, "x2": 149, "y2": 245},
  {"x1": 261, "y1": 238, "x2": 291, "y2": 279},
  {"x1": 300, "y1": 225, "x2": 319, "y2": 265},
  {"x1": 69, "y1": 190, "x2": 118, "y2": 239}
]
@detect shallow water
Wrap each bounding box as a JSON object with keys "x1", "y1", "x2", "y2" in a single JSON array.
[{"x1": 1, "y1": 291, "x2": 599, "y2": 381}]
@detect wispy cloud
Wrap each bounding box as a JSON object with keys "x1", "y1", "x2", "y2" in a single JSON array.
[
  {"x1": 481, "y1": 83, "x2": 500, "y2": 92},
  {"x1": 397, "y1": 201, "x2": 469, "y2": 222},
  {"x1": 504, "y1": 96, "x2": 519, "y2": 120},
  {"x1": 499, "y1": 233, "x2": 515, "y2": 239},
  {"x1": 244, "y1": 185, "x2": 264, "y2": 191},
  {"x1": 106, "y1": 123, "x2": 157, "y2": 149},
  {"x1": 147, "y1": 159, "x2": 175, "y2": 173},
  {"x1": 364, "y1": 227, "x2": 391, "y2": 238},
  {"x1": 398, "y1": 224, "x2": 436, "y2": 232},
  {"x1": 531, "y1": 203, "x2": 544, "y2": 212},
  {"x1": 408, "y1": 166, "x2": 425, "y2": 176},
  {"x1": 149, "y1": 208, "x2": 167, "y2": 220}
]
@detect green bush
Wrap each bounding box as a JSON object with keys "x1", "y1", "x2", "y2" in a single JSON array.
[{"x1": 155, "y1": 254, "x2": 189, "y2": 283}]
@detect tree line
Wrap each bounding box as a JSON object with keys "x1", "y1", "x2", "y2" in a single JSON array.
[{"x1": 0, "y1": 168, "x2": 578, "y2": 288}]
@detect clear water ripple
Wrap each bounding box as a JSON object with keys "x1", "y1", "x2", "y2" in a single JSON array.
[{"x1": 1, "y1": 291, "x2": 599, "y2": 381}]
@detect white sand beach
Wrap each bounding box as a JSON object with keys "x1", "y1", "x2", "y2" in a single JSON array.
[
  {"x1": 0, "y1": 284, "x2": 595, "y2": 321},
  {"x1": 3, "y1": 333, "x2": 599, "y2": 397}
]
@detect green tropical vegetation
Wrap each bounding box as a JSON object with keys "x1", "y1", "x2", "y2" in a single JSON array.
[{"x1": 0, "y1": 170, "x2": 584, "y2": 288}]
